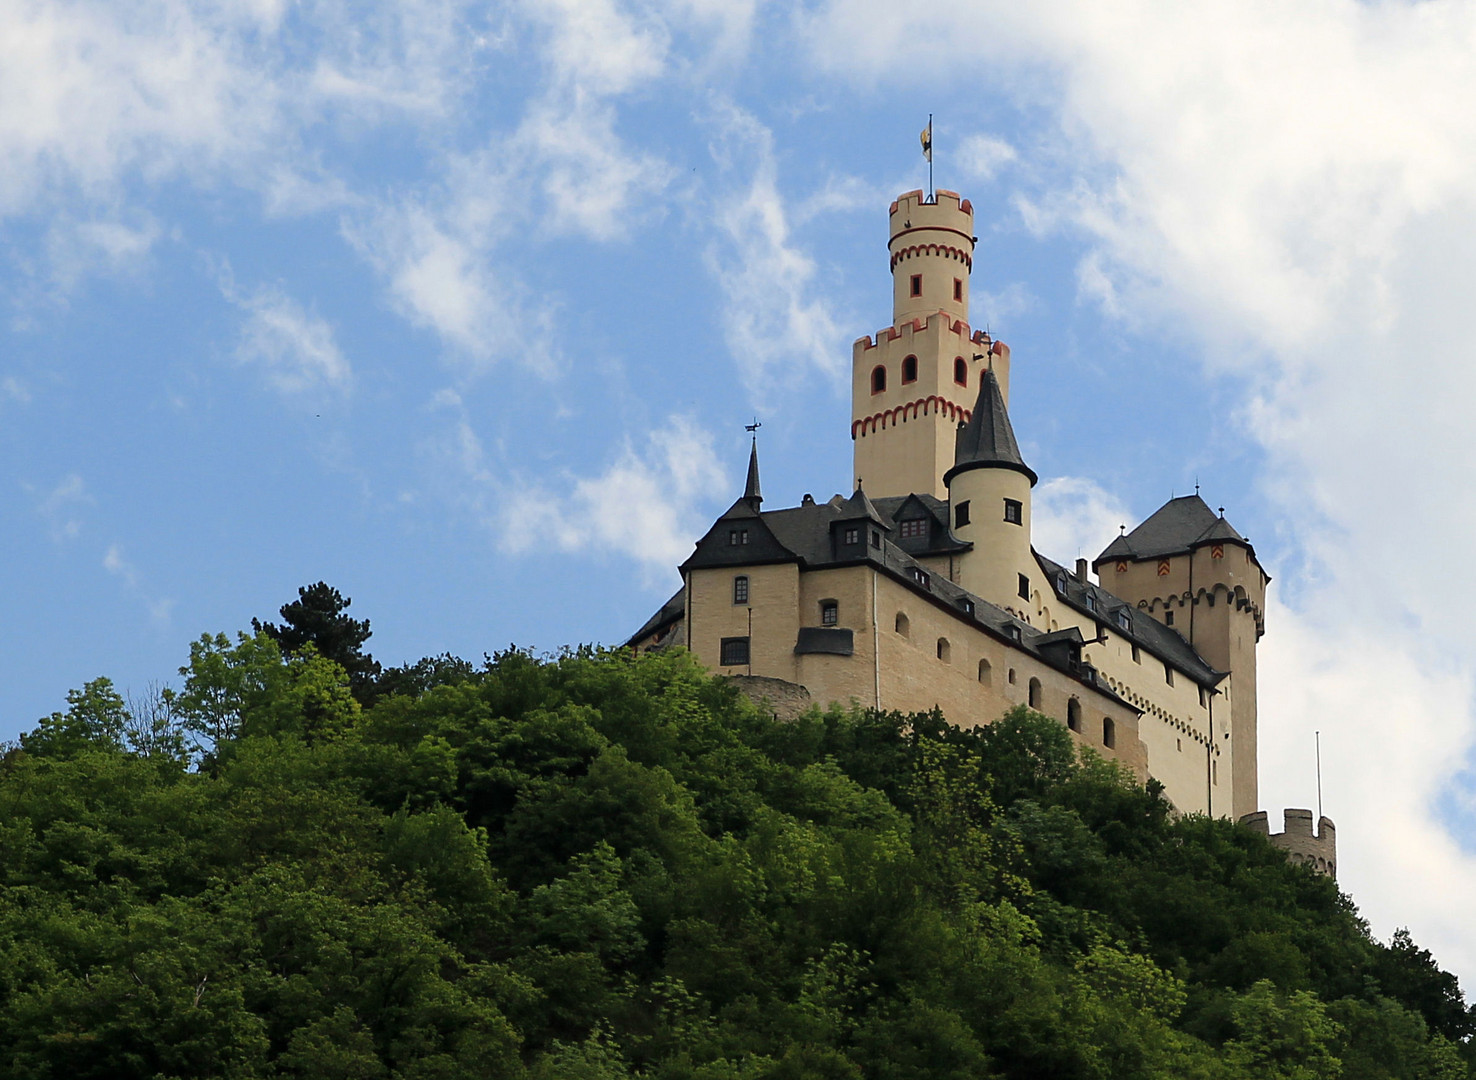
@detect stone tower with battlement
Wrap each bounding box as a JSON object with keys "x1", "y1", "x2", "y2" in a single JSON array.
[
  {"x1": 1093, "y1": 497, "x2": 1269, "y2": 820},
  {"x1": 851, "y1": 190, "x2": 1007, "y2": 500},
  {"x1": 1241, "y1": 809, "x2": 1337, "y2": 877}
]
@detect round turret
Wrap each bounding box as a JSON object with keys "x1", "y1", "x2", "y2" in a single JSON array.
[{"x1": 889, "y1": 189, "x2": 974, "y2": 325}]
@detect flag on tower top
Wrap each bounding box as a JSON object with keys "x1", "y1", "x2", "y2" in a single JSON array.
[{"x1": 920, "y1": 121, "x2": 932, "y2": 162}]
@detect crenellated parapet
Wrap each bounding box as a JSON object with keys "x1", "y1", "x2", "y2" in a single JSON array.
[{"x1": 1241, "y1": 809, "x2": 1337, "y2": 878}]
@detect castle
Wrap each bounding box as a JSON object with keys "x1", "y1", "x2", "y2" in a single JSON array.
[{"x1": 629, "y1": 187, "x2": 1335, "y2": 874}]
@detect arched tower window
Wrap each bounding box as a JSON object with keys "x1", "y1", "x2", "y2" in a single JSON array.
[
  {"x1": 954, "y1": 357, "x2": 967, "y2": 386},
  {"x1": 1028, "y1": 678, "x2": 1042, "y2": 709},
  {"x1": 902, "y1": 355, "x2": 918, "y2": 384},
  {"x1": 978, "y1": 659, "x2": 992, "y2": 685},
  {"x1": 936, "y1": 637, "x2": 951, "y2": 662},
  {"x1": 871, "y1": 365, "x2": 887, "y2": 394},
  {"x1": 894, "y1": 612, "x2": 910, "y2": 638},
  {"x1": 1103, "y1": 717, "x2": 1116, "y2": 748},
  {"x1": 1067, "y1": 697, "x2": 1081, "y2": 732}
]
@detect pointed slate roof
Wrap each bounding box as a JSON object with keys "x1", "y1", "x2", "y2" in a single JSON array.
[
  {"x1": 943, "y1": 368, "x2": 1038, "y2": 487},
  {"x1": 834, "y1": 483, "x2": 892, "y2": 528},
  {"x1": 744, "y1": 438, "x2": 762, "y2": 508},
  {"x1": 1092, "y1": 494, "x2": 1249, "y2": 565}
]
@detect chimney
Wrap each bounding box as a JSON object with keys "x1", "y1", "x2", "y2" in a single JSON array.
[{"x1": 1075, "y1": 558, "x2": 1089, "y2": 583}]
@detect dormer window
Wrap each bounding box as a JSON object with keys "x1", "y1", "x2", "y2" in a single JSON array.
[
  {"x1": 1085, "y1": 594, "x2": 1097, "y2": 613},
  {"x1": 1008, "y1": 624, "x2": 1023, "y2": 643},
  {"x1": 843, "y1": 527, "x2": 859, "y2": 545},
  {"x1": 1116, "y1": 609, "x2": 1131, "y2": 631},
  {"x1": 960, "y1": 599, "x2": 974, "y2": 615},
  {"x1": 899, "y1": 518, "x2": 928, "y2": 539},
  {"x1": 911, "y1": 568, "x2": 931, "y2": 588},
  {"x1": 1055, "y1": 573, "x2": 1068, "y2": 595},
  {"x1": 871, "y1": 530, "x2": 882, "y2": 548}
]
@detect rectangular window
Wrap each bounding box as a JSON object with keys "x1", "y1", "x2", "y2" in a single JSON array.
[
  {"x1": 720, "y1": 637, "x2": 750, "y2": 666},
  {"x1": 1003, "y1": 498, "x2": 1022, "y2": 524},
  {"x1": 728, "y1": 529, "x2": 749, "y2": 546},
  {"x1": 821, "y1": 602, "x2": 838, "y2": 626},
  {"x1": 871, "y1": 530, "x2": 882, "y2": 548},
  {"x1": 899, "y1": 518, "x2": 928, "y2": 539},
  {"x1": 843, "y1": 527, "x2": 859, "y2": 545},
  {"x1": 910, "y1": 274, "x2": 922, "y2": 297},
  {"x1": 733, "y1": 576, "x2": 749, "y2": 604},
  {"x1": 954, "y1": 501, "x2": 970, "y2": 527},
  {"x1": 912, "y1": 568, "x2": 931, "y2": 588},
  {"x1": 1018, "y1": 573, "x2": 1030, "y2": 600},
  {"x1": 953, "y1": 278, "x2": 963, "y2": 301}
]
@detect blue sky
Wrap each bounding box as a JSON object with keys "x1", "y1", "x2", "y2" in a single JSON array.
[{"x1": 7, "y1": 0, "x2": 1476, "y2": 986}]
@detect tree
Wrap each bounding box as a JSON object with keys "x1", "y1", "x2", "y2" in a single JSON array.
[{"x1": 254, "y1": 582, "x2": 381, "y2": 701}]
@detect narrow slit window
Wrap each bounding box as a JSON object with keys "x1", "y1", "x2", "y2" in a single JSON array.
[
  {"x1": 1103, "y1": 717, "x2": 1116, "y2": 749},
  {"x1": 910, "y1": 274, "x2": 922, "y2": 297},
  {"x1": 954, "y1": 357, "x2": 967, "y2": 385},
  {"x1": 953, "y1": 278, "x2": 963, "y2": 301},
  {"x1": 902, "y1": 355, "x2": 918, "y2": 383}
]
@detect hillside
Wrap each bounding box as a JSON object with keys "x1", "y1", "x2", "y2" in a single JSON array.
[{"x1": 1, "y1": 633, "x2": 1470, "y2": 1079}]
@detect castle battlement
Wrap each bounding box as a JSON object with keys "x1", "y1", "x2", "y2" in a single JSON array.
[
  {"x1": 852, "y1": 314, "x2": 997, "y2": 354},
  {"x1": 1241, "y1": 809, "x2": 1337, "y2": 878}
]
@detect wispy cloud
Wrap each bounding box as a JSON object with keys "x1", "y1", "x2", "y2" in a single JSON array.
[
  {"x1": 1031, "y1": 476, "x2": 1131, "y2": 568},
  {"x1": 223, "y1": 278, "x2": 351, "y2": 396},
  {"x1": 34, "y1": 473, "x2": 91, "y2": 541},
  {"x1": 103, "y1": 543, "x2": 174, "y2": 624},
  {"x1": 705, "y1": 103, "x2": 847, "y2": 402}
]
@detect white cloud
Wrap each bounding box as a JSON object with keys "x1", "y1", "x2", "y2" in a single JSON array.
[
  {"x1": 500, "y1": 417, "x2": 726, "y2": 578},
  {"x1": 705, "y1": 103, "x2": 848, "y2": 401},
  {"x1": 1031, "y1": 476, "x2": 1131, "y2": 569},
  {"x1": 103, "y1": 543, "x2": 174, "y2": 623},
  {"x1": 225, "y1": 280, "x2": 350, "y2": 396},
  {"x1": 2, "y1": 376, "x2": 30, "y2": 404},
  {"x1": 958, "y1": 133, "x2": 1018, "y2": 181},
  {"x1": 804, "y1": 0, "x2": 1476, "y2": 984},
  {"x1": 35, "y1": 473, "x2": 91, "y2": 541}
]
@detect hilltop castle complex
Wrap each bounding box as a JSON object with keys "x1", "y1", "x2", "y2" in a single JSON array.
[{"x1": 629, "y1": 188, "x2": 1334, "y2": 874}]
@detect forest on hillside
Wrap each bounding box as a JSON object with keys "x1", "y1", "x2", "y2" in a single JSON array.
[{"x1": 1, "y1": 585, "x2": 1471, "y2": 1079}]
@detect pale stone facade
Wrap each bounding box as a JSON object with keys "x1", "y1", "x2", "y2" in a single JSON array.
[{"x1": 631, "y1": 185, "x2": 1325, "y2": 855}]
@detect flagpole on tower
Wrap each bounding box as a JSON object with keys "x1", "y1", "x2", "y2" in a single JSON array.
[{"x1": 921, "y1": 114, "x2": 934, "y2": 201}]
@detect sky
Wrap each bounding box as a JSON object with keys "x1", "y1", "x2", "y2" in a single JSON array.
[{"x1": 6, "y1": 0, "x2": 1476, "y2": 989}]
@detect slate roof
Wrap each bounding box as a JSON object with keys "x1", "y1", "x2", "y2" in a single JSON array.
[
  {"x1": 1035, "y1": 552, "x2": 1225, "y2": 687},
  {"x1": 1093, "y1": 494, "x2": 1250, "y2": 565},
  {"x1": 631, "y1": 491, "x2": 1134, "y2": 706},
  {"x1": 943, "y1": 368, "x2": 1038, "y2": 487}
]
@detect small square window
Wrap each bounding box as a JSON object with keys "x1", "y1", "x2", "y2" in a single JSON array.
[
  {"x1": 954, "y1": 501, "x2": 970, "y2": 528},
  {"x1": 729, "y1": 529, "x2": 749, "y2": 546},
  {"x1": 1003, "y1": 499, "x2": 1022, "y2": 525},
  {"x1": 843, "y1": 527, "x2": 859, "y2": 545},
  {"x1": 733, "y1": 575, "x2": 749, "y2": 605},
  {"x1": 720, "y1": 637, "x2": 750, "y2": 666},
  {"x1": 821, "y1": 602, "x2": 838, "y2": 626},
  {"x1": 1017, "y1": 573, "x2": 1030, "y2": 600},
  {"x1": 910, "y1": 274, "x2": 922, "y2": 297}
]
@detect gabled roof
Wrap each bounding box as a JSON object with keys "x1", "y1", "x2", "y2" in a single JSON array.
[
  {"x1": 1036, "y1": 552, "x2": 1225, "y2": 687},
  {"x1": 1094, "y1": 494, "x2": 1248, "y2": 564},
  {"x1": 833, "y1": 485, "x2": 893, "y2": 529},
  {"x1": 943, "y1": 368, "x2": 1038, "y2": 487},
  {"x1": 681, "y1": 497, "x2": 798, "y2": 572}
]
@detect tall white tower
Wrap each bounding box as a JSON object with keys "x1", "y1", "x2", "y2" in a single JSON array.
[{"x1": 851, "y1": 189, "x2": 1007, "y2": 499}]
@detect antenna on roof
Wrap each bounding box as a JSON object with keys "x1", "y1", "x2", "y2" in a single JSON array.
[{"x1": 1316, "y1": 730, "x2": 1323, "y2": 821}]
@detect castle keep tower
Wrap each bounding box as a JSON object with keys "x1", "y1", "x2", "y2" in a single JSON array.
[
  {"x1": 852, "y1": 190, "x2": 1004, "y2": 500},
  {"x1": 1094, "y1": 498, "x2": 1269, "y2": 819}
]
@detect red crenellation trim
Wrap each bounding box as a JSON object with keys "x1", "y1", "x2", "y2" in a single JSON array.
[{"x1": 851, "y1": 396, "x2": 973, "y2": 438}]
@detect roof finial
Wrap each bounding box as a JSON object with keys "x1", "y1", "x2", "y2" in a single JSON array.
[
  {"x1": 743, "y1": 421, "x2": 762, "y2": 508},
  {"x1": 1195, "y1": 476, "x2": 1200, "y2": 496},
  {"x1": 1119, "y1": 524, "x2": 1126, "y2": 535},
  {"x1": 1218, "y1": 506, "x2": 1225, "y2": 518}
]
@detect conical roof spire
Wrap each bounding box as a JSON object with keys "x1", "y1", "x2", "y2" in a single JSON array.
[
  {"x1": 943, "y1": 367, "x2": 1038, "y2": 487},
  {"x1": 744, "y1": 437, "x2": 762, "y2": 509}
]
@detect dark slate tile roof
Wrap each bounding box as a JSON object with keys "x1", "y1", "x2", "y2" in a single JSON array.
[
  {"x1": 634, "y1": 491, "x2": 1133, "y2": 707},
  {"x1": 627, "y1": 586, "x2": 685, "y2": 646},
  {"x1": 943, "y1": 368, "x2": 1038, "y2": 486},
  {"x1": 1035, "y1": 552, "x2": 1224, "y2": 687},
  {"x1": 1094, "y1": 494, "x2": 1247, "y2": 563}
]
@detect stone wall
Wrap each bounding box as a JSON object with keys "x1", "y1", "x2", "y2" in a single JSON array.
[{"x1": 1241, "y1": 808, "x2": 1336, "y2": 878}]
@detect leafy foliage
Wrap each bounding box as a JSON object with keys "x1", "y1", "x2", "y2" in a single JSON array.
[{"x1": 2, "y1": 642, "x2": 1471, "y2": 1079}]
